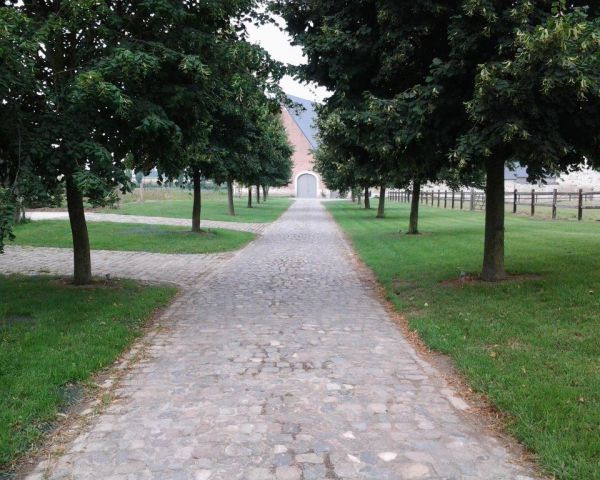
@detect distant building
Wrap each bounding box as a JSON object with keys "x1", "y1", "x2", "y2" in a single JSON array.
[
  {"x1": 504, "y1": 166, "x2": 558, "y2": 188},
  {"x1": 280, "y1": 95, "x2": 327, "y2": 198}
]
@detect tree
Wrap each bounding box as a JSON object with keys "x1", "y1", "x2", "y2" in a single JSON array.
[
  {"x1": 254, "y1": 111, "x2": 293, "y2": 198},
  {"x1": 416, "y1": 2, "x2": 600, "y2": 280},
  {"x1": 0, "y1": 6, "x2": 36, "y2": 248},
  {"x1": 118, "y1": 0, "x2": 261, "y2": 233},
  {"x1": 314, "y1": 103, "x2": 381, "y2": 210},
  {"x1": 7, "y1": 0, "x2": 264, "y2": 282},
  {"x1": 275, "y1": 0, "x2": 456, "y2": 228},
  {"x1": 207, "y1": 41, "x2": 290, "y2": 215},
  {"x1": 282, "y1": 0, "x2": 600, "y2": 277},
  {"x1": 5, "y1": 1, "x2": 145, "y2": 283}
]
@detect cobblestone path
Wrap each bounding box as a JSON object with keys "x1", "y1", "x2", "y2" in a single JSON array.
[
  {"x1": 0, "y1": 246, "x2": 232, "y2": 286},
  {"x1": 27, "y1": 211, "x2": 268, "y2": 234},
  {"x1": 24, "y1": 200, "x2": 537, "y2": 479}
]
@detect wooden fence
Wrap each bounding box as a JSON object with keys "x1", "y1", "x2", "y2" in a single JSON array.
[{"x1": 387, "y1": 188, "x2": 600, "y2": 221}]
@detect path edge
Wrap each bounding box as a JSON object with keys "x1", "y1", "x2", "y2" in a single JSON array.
[{"x1": 321, "y1": 200, "x2": 547, "y2": 479}]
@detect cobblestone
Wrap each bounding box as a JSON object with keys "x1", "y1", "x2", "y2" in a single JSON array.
[
  {"x1": 21, "y1": 199, "x2": 538, "y2": 479},
  {"x1": 0, "y1": 246, "x2": 231, "y2": 286},
  {"x1": 27, "y1": 211, "x2": 268, "y2": 234}
]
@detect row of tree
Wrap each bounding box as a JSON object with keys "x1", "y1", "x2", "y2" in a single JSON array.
[
  {"x1": 0, "y1": 0, "x2": 293, "y2": 284},
  {"x1": 275, "y1": 0, "x2": 600, "y2": 281}
]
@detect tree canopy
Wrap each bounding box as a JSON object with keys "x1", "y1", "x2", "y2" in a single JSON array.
[
  {"x1": 276, "y1": 0, "x2": 600, "y2": 280},
  {"x1": 0, "y1": 0, "x2": 293, "y2": 282}
]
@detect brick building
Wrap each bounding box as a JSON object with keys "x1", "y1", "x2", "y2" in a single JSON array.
[{"x1": 280, "y1": 95, "x2": 327, "y2": 198}]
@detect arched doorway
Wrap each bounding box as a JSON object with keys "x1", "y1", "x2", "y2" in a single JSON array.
[{"x1": 296, "y1": 173, "x2": 317, "y2": 198}]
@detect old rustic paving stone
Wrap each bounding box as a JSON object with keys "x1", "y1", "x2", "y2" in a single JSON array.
[
  {"x1": 21, "y1": 199, "x2": 539, "y2": 479},
  {"x1": 0, "y1": 245, "x2": 232, "y2": 286},
  {"x1": 27, "y1": 211, "x2": 268, "y2": 234}
]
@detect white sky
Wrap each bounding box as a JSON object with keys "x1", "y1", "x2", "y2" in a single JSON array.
[{"x1": 245, "y1": 16, "x2": 330, "y2": 103}]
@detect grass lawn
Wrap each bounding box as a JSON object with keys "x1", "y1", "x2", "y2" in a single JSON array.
[
  {"x1": 103, "y1": 191, "x2": 293, "y2": 223},
  {"x1": 0, "y1": 275, "x2": 177, "y2": 469},
  {"x1": 326, "y1": 200, "x2": 600, "y2": 480},
  {"x1": 11, "y1": 220, "x2": 255, "y2": 254}
]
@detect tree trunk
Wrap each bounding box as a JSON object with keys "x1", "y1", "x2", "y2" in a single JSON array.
[
  {"x1": 227, "y1": 180, "x2": 235, "y2": 216},
  {"x1": 256, "y1": 184, "x2": 260, "y2": 204},
  {"x1": 364, "y1": 186, "x2": 371, "y2": 209},
  {"x1": 11, "y1": 186, "x2": 25, "y2": 224},
  {"x1": 376, "y1": 185, "x2": 386, "y2": 218},
  {"x1": 262, "y1": 185, "x2": 268, "y2": 201},
  {"x1": 191, "y1": 168, "x2": 201, "y2": 233},
  {"x1": 247, "y1": 186, "x2": 252, "y2": 208},
  {"x1": 66, "y1": 175, "x2": 92, "y2": 285},
  {"x1": 408, "y1": 181, "x2": 421, "y2": 235},
  {"x1": 481, "y1": 157, "x2": 506, "y2": 281}
]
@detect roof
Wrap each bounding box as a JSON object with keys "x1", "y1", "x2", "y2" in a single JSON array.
[
  {"x1": 504, "y1": 166, "x2": 529, "y2": 181},
  {"x1": 505, "y1": 165, "x2": 558, "y2": 184},
  {"x1": 285, "y1": 94, "x2": 319, "y2": 149}
]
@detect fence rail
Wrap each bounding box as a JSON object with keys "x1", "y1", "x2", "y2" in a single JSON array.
[{"x1": 387, "y1": 188, "x2": 600, "y2": 221}]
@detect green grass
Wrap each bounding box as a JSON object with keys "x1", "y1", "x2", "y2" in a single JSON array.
[
  {"x1": 103, "y1": 191, "x2": 293, "y2": 223},
  {"x1": 0, "y1": 275, "x2": 177, "y2": 469},
  {"x1": 11, "y1": 220, "x2": 255, "y2": 254},
  {"x1": 326, "y1": 200, "x2": 600, "y2": 480}
]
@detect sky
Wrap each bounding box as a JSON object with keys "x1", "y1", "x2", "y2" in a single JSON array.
[{"x1": 245, "y1": 16, "x2": 330, "y2": 104}]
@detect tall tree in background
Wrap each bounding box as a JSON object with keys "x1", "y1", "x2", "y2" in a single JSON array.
[
  {"x1": 119, "y1": 0, "x2": 261, "y2": 233},
  {"x1": 275, "y1": 0, "x2": 456, "y2": 229},
  {"x1": 208, "y1": 38, "x2": 289, "y2": 214},
  {"x1": 314, "y1": 103, "x2": 383, "y2": 210}
]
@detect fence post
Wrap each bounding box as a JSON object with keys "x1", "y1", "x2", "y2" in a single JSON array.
[
  {"x1": 469, "y1": 189, "x2": 475, "y2": 210},
  {"x1": 444, "y1": 191, "x2": 447, "y2": 208},
  {"x1": 531, "y1": 189, "x2": 535, "y2": 216},
  {"x1": 451, "y1": 190, "x2": 455, "y2": 209},
  {"x1": 578, "y1": 189, "x2": 583, "y2": 221},
  {"x1": 513, "y1": 189, "x2": 517, "y2": 214},
  {"x1": 460, "y1": 191, "x2": 464, "y2": 210},
  {"x1": 552, "y1": 189, "x2": 557, "y2": 219},
  {"x1": 437, "y1": 190, "x2": 441, "y2": 207}
]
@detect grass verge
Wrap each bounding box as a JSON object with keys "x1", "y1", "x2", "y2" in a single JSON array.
[
  {"x1": 102, "y1": 192, "x2": 293, "y2": 223},
  {"x1": 326, "y1": 200, "x2": 600, "y2": 480},
  {"x1": 0, "y1": 275, "x2": 177, "y2": 469},
  {"x1": 11, "y1": 221, "x2": 255, "y2": 254}
]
